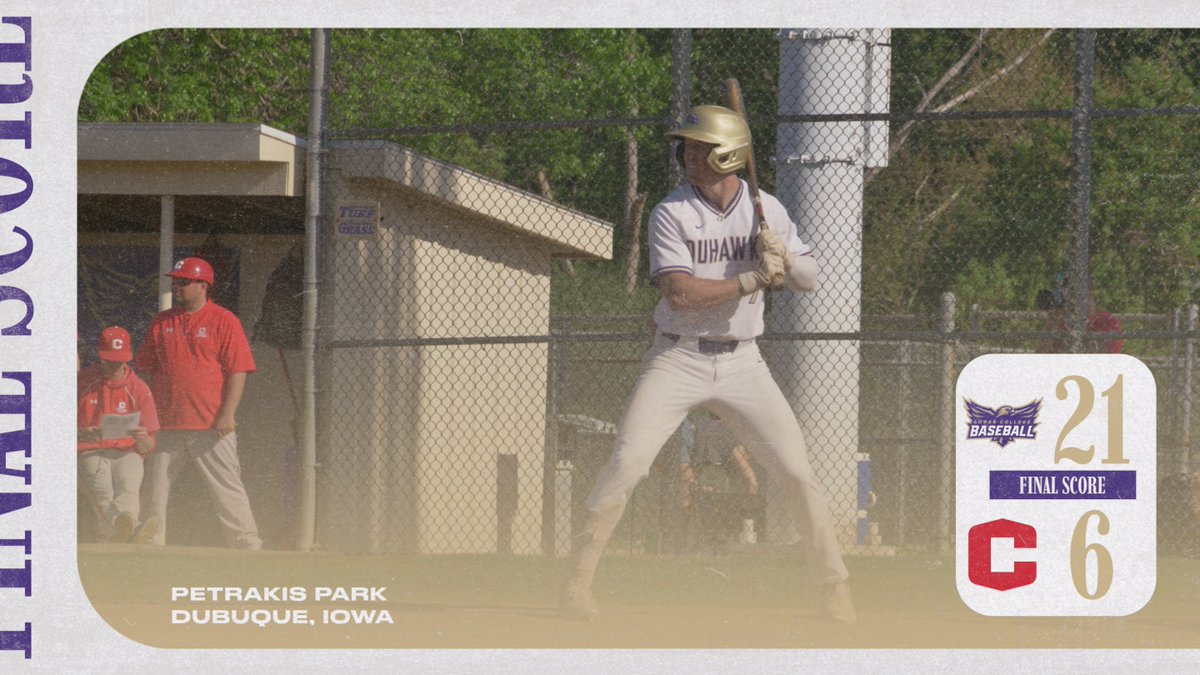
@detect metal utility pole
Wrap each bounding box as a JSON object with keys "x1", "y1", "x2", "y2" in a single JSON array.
[{"x1": 772, "y1": 29, "x2": 891, "y2": 548}]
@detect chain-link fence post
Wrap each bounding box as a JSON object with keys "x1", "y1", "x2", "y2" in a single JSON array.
[
  {"x1": 156, "y1": 196, "x2": 174, "y2": 311},
  {"x1": 299, "y1": 27, "x2": 329, "y2": 552},
  {"x1": 1067, "y1": 29, "x2": 1096, "y2": 353},
  {"x1": 542, "y1": 331, "x2": 561, "y2": 557},
  {"x1": 1184, "y1": 304, "x2": 1198, "y2": 473},
  {"x1": 938, "y1": 291, "x2": 957, "y2": 552},
  {"x1": 668, "y1": 29, "x2": 692, "y2": 189},
  {"x1": 896, "y1": 338, "x2": 911, "y2": 547}
]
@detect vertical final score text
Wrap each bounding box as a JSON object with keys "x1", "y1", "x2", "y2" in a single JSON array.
[{"x1": 0, "y1": 15, "x2": 34, "y2": 661}]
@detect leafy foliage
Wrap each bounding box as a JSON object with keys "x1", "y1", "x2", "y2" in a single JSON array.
[
  {"x1": 80, "y1": 29, "x2": 311, "y2": 132},
  {"x1": 866, "y1": 29, "x2": 1200, "y2": 319}
]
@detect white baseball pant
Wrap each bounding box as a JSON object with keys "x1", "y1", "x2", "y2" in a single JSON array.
[
  {"x1": 140, "y1": 430, "x2": 262, "y2": 549},
  {"x1": 78, "y1": 449, "x2": 143, "y2": 540},
  {"x1": 585, "y1": 334, "x2": 849, "y2": 584}
]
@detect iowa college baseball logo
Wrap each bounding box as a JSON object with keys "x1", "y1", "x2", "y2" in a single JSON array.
[{"x1": 955, "y1": 354, "x2": 1156, "y2": 617}]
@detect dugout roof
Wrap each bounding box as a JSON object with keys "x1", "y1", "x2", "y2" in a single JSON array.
[{"x1": 76, "y1": 122, "x2": 614, "y2": 259}]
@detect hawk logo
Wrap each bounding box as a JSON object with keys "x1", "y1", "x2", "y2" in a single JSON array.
[{"x1": 964, "y1": 399, "x2": 1041, "y2": 447}]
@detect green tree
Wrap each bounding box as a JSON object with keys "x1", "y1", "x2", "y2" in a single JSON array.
[
  {"x1": 865, "y1": 29, "x2": 1200, "y2": 323},
  {"x1": 80, "y1": 29, "x2": 311, "y2": 131}
]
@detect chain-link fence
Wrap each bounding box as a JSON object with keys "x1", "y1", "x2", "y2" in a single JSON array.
[
  {"x1": 305, "y1": 28, "x2": 1200, "y2": 558},
  {"x1": 76, "y1": 28, "x2": 1200, "y2": 557}
]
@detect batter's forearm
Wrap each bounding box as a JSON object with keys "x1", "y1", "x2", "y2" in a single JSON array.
[
  {"x1": 659, "y1": 273, "x2": 743, "y2": 311},
  {"x1": 785, "y1": 255, "x2": 818, "y2": 292}
]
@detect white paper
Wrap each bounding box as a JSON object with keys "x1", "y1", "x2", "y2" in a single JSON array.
[{"x1": 99, "y1": 411, "x2": 140, "y2": 440}]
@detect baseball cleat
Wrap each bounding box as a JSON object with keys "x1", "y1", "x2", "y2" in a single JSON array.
[
  {"x1": 131, "y1": 515, "x2": 161, "y2": 544},
  {"x1": 821, "y1": 581, "x2": 858, "y2": 625},
  {"x1": 558, "y1": 576, "x2": 599, "y2": 620},
  {"x1": 234, "y1": 536, "x2": 263, "y2": 551},
  {"x1": 109, "y1": 512, "x2": 135, "y2": 543}
]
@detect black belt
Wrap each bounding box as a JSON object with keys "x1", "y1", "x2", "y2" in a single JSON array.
[{"x1": 661, "y1": 332, "x2": 741, "y2": 355}]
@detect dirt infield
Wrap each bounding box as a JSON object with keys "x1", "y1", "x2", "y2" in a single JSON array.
[{"x1": 79, "y1": 544, "x2": 1200, "y2": 650}]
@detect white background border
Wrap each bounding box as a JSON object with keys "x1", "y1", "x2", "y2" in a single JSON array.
[{"x1": 5, "y1": 1, "x2": 1200, "y2": 671}]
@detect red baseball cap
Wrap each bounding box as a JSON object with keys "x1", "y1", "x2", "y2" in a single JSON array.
[
  {"x1": 98, "y1": 326, "x2": 133, "y2": 363},
  {"x1": 166, "y1": 256, "x2": 215, "y2": 285}
]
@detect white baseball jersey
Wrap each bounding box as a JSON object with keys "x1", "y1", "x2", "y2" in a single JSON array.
[{"x1": 649, "y1": 179, "x2": 813, "y2": 341}]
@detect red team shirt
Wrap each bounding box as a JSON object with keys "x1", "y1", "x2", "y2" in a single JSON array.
[
  {"x1": 77, "y1": 365, "x2": 160, "y2": 453},
  {"x1": 135, "y1": 301, "x2": 257, "y2": 430},
  {"x1": 1051, "y1": 311, "x2": 1124, "y2": 354}
]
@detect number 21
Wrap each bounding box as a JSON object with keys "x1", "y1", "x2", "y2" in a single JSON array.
[{"x1": 1054, "y1": 374, "x2": 1128, "y2": 465}]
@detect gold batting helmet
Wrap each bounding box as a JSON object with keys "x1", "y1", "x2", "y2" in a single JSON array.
[{"x1": 666, "y1": 105, "x2": 751, "y2": 174}]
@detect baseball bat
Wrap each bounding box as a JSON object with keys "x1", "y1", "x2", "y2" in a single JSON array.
[{"x1": 723, "y1": 78, "x2": 784, "y2": 287}]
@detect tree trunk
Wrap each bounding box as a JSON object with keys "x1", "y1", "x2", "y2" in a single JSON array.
[
  {"x1": 621, "y1": 108, "x2": 647, "y2": 296},
  {"x1": 622, "y1": 193, "x2": 647, "y2": 296}
]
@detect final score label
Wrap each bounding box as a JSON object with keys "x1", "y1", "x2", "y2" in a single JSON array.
[{"x1": 955, "y1": 355, "x2": 1156, "y2": 616}]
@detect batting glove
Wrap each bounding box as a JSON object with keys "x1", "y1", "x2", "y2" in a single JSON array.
[
  {"x1": 756, "y1": 229, "x2": 792, "y2": 272},
  {"x1": 736, "y1": 249, "x2": 787, "y2": 295}
]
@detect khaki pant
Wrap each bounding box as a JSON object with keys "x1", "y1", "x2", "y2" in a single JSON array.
[
  {"x1": 79, "y1": 449, "x2": 143, "y2": 540},
  {"x1": 140, "y1": 430, "x2": 262, "y2": 549},
  {"x1": 585, "y1": 335, "x2": 848, "y2": 584}
]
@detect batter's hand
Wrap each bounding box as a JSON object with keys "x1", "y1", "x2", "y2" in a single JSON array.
[
  {"x1": 759, "y1": 248, "x2": 787, "y2": 289},
  {"x1": 214, "y1": 411, "x2": 237, "y2": 438},
  {"x1": 756, "y1": 229, "x2": 791, "y2": 271},
  {"x1": 736, "y1": 249, "x2": 787, "y2": 294}
]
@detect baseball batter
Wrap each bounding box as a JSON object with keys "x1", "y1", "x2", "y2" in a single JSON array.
[
  {"x1": 560, "y1": 105, "x2": 855, "y2": 623},
  {"x1": 135, "y1": 256, "x2": 263, "y2": 550},
  {"x1": 77, "y1": 326, "x2": 160, "y2": 543}
]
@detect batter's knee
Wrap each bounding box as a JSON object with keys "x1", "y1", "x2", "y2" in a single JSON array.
[
  {"x1": 612, "y1": 448, "x2": 657, "y2": 482},
  {"x1": 585, "y1": 449, "x2": 656, "y2": 510}
]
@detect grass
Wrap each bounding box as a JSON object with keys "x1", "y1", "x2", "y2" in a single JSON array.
[{"x1": 550, "y1": 261, "x2": 659, "y2": 316}]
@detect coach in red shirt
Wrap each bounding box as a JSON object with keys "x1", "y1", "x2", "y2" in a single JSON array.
[
  {"x1": 136, "y1": 256, "x2": 263, "y2": 550},
  {"x1": 1041, "y1": 281, "x2": 1124, "y2": 355},
  {"x1": 78, "y1": 326, "x2": 160, "y2": 543}
]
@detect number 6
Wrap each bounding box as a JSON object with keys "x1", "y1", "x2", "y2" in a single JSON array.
[{"x1": 1070, "y1": 510, "x2": 1113, "y2": 600}]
